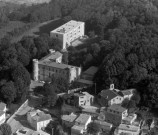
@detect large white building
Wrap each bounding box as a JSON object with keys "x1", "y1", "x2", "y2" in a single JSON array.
[
  {"x1": 33, "y1": 50, "x2": 81, "y2": 83},
  {"x1": 50, "y1": 20, "x2": 85, "y2": 49}
]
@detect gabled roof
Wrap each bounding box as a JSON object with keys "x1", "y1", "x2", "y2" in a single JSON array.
[
  {"x1": 75, "y1": 114, "x2": 91, "y2": 125},
  {"x1": 83, "y1": 66, "x2": 98, "y2": 76},
  {"x1": 99, "y1": 90, "x2": 119, "y2": 101},
  {"x1": 0, "y1": 102, "x2": 6, "y2": 111}
]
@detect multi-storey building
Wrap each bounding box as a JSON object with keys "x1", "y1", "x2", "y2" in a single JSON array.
[
  {"x1": 33, "y1": 50, "x2": 81, "y2": 83},
  {"x1": 104, "y1": 104, "x2": 128, "y2": 125},
  {"x1": 50, "y1": 20, "x2": 85, "y2": 49},
  {"x1": 27, "y1": 109, "x2": 52, "y2": 131}
]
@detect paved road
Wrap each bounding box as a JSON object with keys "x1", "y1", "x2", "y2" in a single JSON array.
[{"x1": 7, "y1": 102, "x2": 32, "y2": 134}]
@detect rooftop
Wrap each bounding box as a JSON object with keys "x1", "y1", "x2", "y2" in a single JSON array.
[
  {"x1": 71, "y1": 125, "x2": 85, "y2": 131},
  {"x1": 28, "y1": 109, "x2": 52, "y2": 122},
  {"x1": 39, "y1": 60, "x2": 78, "y2": 70},
  {"x1": 74, "y1": 91, "x2": 93, "y2": 98},
  {"x1": 61, "y1": 113, "x2": 77, "y2": 123},
  {"x1": 119, "y1": 89, "x2": 134, "y2": 96},
  {"x1": 83, "y1": 66, "x2": 98, "y2": 76},
  {"x1": 77, "y1": 79, "x2": 93, "y2": 85},
  {"x1": 108, "y1": 104, "x2": 127, "y2": 113},
  {"x1": 0, "y1": 102, "x2": 6, "y2": 111},
  {"x1": 75, "y1": 114, "x2": 91, "y2": 125},
  {"x1": 117, "y1": 124, "x2": 140, "y2": 132},
  {"x1": 32, "y1": 130, "x2": 50, "y2": 135},
  {"x1": 39, "y1": 51, "x2": 62, "y2": 63},
  {"x1": 99, "y1": 89, "x2": 118, "y2": 101},
  {"x1": 94, "y1": 120, "x2": 112, "y2": 128},
  {"x1": 122, "y1": 114, "x2": 137, "y2": 123},
  {"x1": 51, "y1": 20, "x2": 84, "y2": 34}
]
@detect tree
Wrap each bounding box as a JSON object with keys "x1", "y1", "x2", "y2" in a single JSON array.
[
  {"x1": 87, "y1": 122, "x2": 100, "y2": 135},
  {"x1": 0, "y1": 81, "x2": 16, "y2": 105},
  {"x1": 43, "y1": 83, "x2": 58, "y2": 107},
  {"x1": 0, "y1": 123, "x2": 12, "y2": 135},
  {"x1": 121, "y1": 98, "x2": 130, "y2": 108},
  {"x1": 127, "y1": 100, "x2": 136, "y2": 110}
]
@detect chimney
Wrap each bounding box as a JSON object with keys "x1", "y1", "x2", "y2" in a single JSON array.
[
  {"x1": 109, "y1": 84, "x2": 114, "y2": 90},
  {"x1": 49, "y1": 49, "x2": 55, "y2": 54}
]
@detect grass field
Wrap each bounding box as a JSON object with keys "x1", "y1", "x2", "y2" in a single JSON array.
[{"x1": 11, "y1": 18, "x2": 65, "y2": 43}]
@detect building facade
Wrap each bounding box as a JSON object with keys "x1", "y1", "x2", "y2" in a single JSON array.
[
  {"x1": 104, "y1": 104, "x2": 128, "y2": 125},
  {"x1": 27, "y1": 109, "x2": 52, "y2": 131},
  {"x1": 33, "y1": 51, "x2": 81, "y2": 83},
  {"x1": 74, "y1": 92, "x2": 94, "y2": 106},
  {"x1": 50, "y1": 20, "x2": 85, "y2": 49}
]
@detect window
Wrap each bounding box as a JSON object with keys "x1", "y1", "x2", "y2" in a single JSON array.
[
  {"x1": 56, "y1": 70, "x2": 58, "y2": 73},
  {"x1": 56, "y1": 34, "x2": 58, "y2": 38}
]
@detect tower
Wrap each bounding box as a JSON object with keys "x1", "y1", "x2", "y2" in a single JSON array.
[{"x1": 33, "y1": 59, "x2": 39, "y2": 81}]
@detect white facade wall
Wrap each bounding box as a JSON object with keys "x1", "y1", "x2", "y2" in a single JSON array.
[
  {"x1": 108, "y1": 96, "x2": 124, "y2": 106},
  {"x1": 33, "y1": 59, "x2": 39, "y2": 81},
  {"x1": 37, "y1": 119, "x2": 51, "y2": 131},
  {"x1": 85, "y1": 116, "x2": 91, "y2": 129},
  {"x1": 50, "y1": 21, "x2": 85, "y2": 49},
  {"x1": 0, "y1": 113, "x2": 5, "y2": 125}
]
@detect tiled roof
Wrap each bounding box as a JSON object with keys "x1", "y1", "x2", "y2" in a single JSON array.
[
  {"x1": 99, "y1": 90, "x2": 119, "y2": 101},
  {"x1": 0, "y1": 102, "x2": 6, "y2": 111},
  {"x1": 121, "y1": 89, "x2": 134, "y2": 96},
  {"x1": 108, "y1": 104, "x2": 127, "y2": 113},
  {"x1": 61, "y1": 113, "x2": 77, "y2": 122},
  {"x1": 75, "y1": 114, "x2": 91, "y2": 125},
  {"x1": 83, "y1": 66, "x2": 98, "y2": 76}
]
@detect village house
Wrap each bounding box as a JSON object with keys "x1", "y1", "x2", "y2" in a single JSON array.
[
  {"x1": 33, "y1": 50, "x2": 81, "y2": 83},
  {"x1": 61, "y1": 113, "x2": 78, "y2": 128},
  {"x1": 71, "y1": 114, "x2": 91, "y2": 135},
  {"x1": 104, "y1": 104, "x2": 128, "y2": 125},
  {"x1": 118, "y1": 89, "x2": 134, "y2": 100},
  {"x1": 27, "y1": 109, "x2": 52, "y2": 131},
  {"x1": 98, "y1": 84, "x2": 135, "y2": 106},
  {"x1": 73, "y1": 92, "x2": 94, "y2": 106},
  {"x1": 0, "y1": 102, "x2": 6, "y2": 125},
  {"x1": 98, "y1": 84, "x2": 124, "y2": 106},
  {"x1": 121, "y1": 113, "x2": 137, "y2": 125},
  {"x1": 50, "y1": 20, "x2": 85, "y2": 49},
  {"x1": 114, "y1": 124, "x2": 140, "y2": 135}
]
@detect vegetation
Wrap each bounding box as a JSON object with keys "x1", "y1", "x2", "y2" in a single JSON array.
[
  {"x1": 87, "y1": 122, "x2": 100, "y2": 135},
  {"x1": 0, "y1": 123, "x2": 12, "y2": 135}
]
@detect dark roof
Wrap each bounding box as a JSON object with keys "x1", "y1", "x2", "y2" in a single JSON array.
[
  {"x1": 99, "y1": 90, "x2": 118, "y2": 101},
  {"x1": 108, "y1": 104, "x2": 127, "y2": 113},
  {"x1": 83, "y1": 66, "x2": 98, "y2": 76},
  {"x1": 118, "y1": 89, "x2": 134, "y2": 97}
]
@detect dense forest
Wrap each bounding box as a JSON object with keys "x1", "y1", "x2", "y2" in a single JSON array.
[{"x1": 0, "y1": 0, "x2": 158, "y2": 109}]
